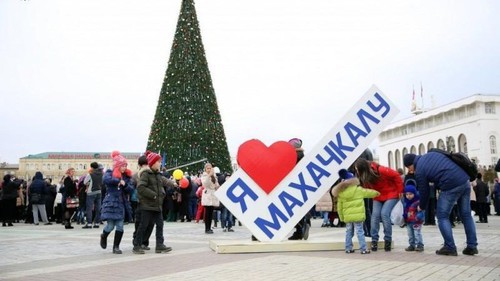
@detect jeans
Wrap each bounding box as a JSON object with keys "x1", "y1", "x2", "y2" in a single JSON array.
[
  {"x1": 188, "y1": 197, "x2": 198, "y2": 221},
  {"x1": 345, "y1": 222, "x2": 367, "y2": 251},
  {"x1": 322, "y1": 211, "x2": 329, "y2": 224},
  {"x1": 221, "y1": 206, "x2": 233, "y2": 229},
  {"x1": 436, "y1": 181, "x2": 477, "y2": 250},
  {"x1": 104, "y1": 219, "x2": 124, "y2": 233},
  {"x1": 371, "y1": 198, "x2": 398, "y2": 242},
  {"x1": 86, "y1": 193, "x2": 101, "y2": 225},
  {"x1": 406, "y1": 223, "x2": 424, "y2": 247}
]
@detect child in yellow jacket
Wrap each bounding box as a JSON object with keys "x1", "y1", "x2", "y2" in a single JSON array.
[{"x1": 333, "y1": 169, "x2": 380, "y2": 254}]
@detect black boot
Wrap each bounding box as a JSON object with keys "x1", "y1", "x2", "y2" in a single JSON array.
[
  {"x1": 100, "y1": 230, "x2": 110, "y2": 249},
  {"x1": 384, "y1": 240, "x2": 392, "y2": 252},
  {"x1": 288, "y1": 231, "x2": 303, "y2": 240},
  {"x1": 113, "y1": 231, "x2": 123, "y2": 254},
  {"x1": 371, "y1": 241, "x2": 378, "y2": 251}
]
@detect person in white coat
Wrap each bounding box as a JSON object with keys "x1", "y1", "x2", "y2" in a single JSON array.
[{"x1": 201, "y1": 162, "x2": 219, "y2": 234}]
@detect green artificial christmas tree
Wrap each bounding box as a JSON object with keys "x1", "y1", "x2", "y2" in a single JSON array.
[{"x1": 147, "y1": 0, "x2": 232, "y2": 174}]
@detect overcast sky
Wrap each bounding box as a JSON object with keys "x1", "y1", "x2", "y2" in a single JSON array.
[{"x1": 1, "y1": 0, "x2": 499, "y2": 164}]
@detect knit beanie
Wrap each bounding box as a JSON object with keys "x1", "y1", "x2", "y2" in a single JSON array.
[
  {"x1": 288, "y1": 138, "x2": 304, "y2": 162},
  {"x1": 111, "y1": 151, "x2": 128, "y2": 169},
  {"x1": 404, "y1": 184, "x2": 417, "y2": 195},
  {"x1": 288, "y1": 138, "x2": 303, "y2": 149},
  {"x1": 145, "y1": 151, "x2": 162, "y2": 167},
  {"x1": 338, "y1": 169, "x2": 354, "y2": 180},
  {"x1": 403, "y1": 153, "x2": 416, "y2": 167}
]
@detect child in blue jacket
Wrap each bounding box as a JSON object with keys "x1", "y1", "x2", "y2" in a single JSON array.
[{"x1": 403, "y1": 184, "x2": 425, "y2": 252}]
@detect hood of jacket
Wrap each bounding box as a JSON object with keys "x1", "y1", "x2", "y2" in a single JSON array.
[
  {"x1": 34, "y1": 171, "x2": 43, "y2": 181},
  {"x1": 332, "y1": 177, "x2": 360, "y2": 197}
]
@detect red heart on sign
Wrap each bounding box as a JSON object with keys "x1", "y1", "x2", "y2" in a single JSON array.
[{"x1": 237, "y1": 139, "x2": 297, "y2": 194}]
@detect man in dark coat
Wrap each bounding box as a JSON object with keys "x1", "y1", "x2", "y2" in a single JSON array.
[
  {"x1": 474, "y1": 173, "x2": 490, "y2": 223},
  {"x1": 404, "y1": 152, "x2": 478, "y2": 256}
]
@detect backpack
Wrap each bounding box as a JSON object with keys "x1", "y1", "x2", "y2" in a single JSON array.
[{"x1": 429, "y1": 148, "x2": 478, "y2": 182}]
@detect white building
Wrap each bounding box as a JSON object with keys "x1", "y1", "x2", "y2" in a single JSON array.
[{"x1": 378, "y1": 94, "x2": 500, "y2": 171}]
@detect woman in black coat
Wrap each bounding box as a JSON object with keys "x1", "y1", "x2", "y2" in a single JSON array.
[
  {"x1": 2, "y1": 174, "x2": 20, "y2": 227},
  {"x1": 62, "y1": 168, "x2": 77, "y2": 229}
]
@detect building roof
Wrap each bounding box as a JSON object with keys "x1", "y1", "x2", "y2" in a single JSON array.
[
  {"x1": 385, "y1": 93, "x2": 500, "y2": 130},
  {"x1": 21, "y1": 152, "x2": 142, "y2": 160}
]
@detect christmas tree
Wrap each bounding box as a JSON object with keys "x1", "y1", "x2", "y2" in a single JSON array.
[{"x1": 147, "y1": 0, "x2": 232, "y2": 174}]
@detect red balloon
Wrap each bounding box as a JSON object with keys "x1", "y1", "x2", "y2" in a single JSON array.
[{"x1": 179, "y1": 178, "x2": 189, "y2": 188}]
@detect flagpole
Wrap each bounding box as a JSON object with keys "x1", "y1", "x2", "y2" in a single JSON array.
[{"x1": 420, "y1": 82, "x2": 424, "y2": 111}]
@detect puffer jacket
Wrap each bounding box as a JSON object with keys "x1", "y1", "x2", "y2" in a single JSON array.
[
  {"x1": 101, "y1": 169, "x2": 133, "y2": 221},
  {"x1": 137, "y1": 167, "x2": 165, "y2": 212},
  {"x1": 414, "y1": 152, "x2": 470, "y2": 210},
  {"x1": 332, "y1": 178, "x2": 380, "y2": 223},
  {"x1": 29, "y1": 172, "x2": 47, "y2": 204},
  {"x1": 366, "y1": 162, "x2": 403, "y2": 202},
  {"x1": 201, "y1": 172, "x2": 219, "y2": 207},
  {"x1": 315, "y1": 187, "x2": 333, "y2": 212}
]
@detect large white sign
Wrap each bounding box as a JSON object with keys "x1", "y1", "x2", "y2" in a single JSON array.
[{"x1": 215, "y1": 85, "x2": 399, "y2": 241}]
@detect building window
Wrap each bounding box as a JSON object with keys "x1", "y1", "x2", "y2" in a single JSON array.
[
  {"x1": 410, "y1": 145, "x2": 417, "y2": 154},
  {"x1": 490, "y1": 135, "x2": 497, "y2": 154},
  {"x1": 485, "y1": 102, "x2": 496, "y2": 114},
  {"x1": 437, "y1": 139, "x2": 445, "y2": 150},
  {"x1": 418, "y1": 143, "x2": 426, "y2": 155},
  {"x1": 427, "y1": 141, "x2": 435, "y2": 151}
]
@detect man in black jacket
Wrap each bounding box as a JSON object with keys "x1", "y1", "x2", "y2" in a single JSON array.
[{"x1": 474, "y1": 173, "x2": 490, "y2": 223}]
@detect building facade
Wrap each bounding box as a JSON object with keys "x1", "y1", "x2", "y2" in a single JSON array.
[
  {"x1": 18, "y1": 152, "x2": 142, "y2": 181},
  {"x1": 378, "y1": 94, "x2": 500, "y2": 172}
]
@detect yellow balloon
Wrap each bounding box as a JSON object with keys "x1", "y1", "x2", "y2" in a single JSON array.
[{"x1": 173, "y1": 169, "x2": 183, "y2": 180}]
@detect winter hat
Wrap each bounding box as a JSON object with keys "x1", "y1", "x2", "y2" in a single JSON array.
[
  {"x1": 288, "y1": 138, "x2": 303, "y2": 149},
  {"x1": 338, "y1": 169, "x2": 354, "y2": 180},
  {"x1": 289, "y1": 138, "x2": 305, "y2": 162},
  {"x1": 90, "y1": 162, "x2": 99, "y2": 169},
  {"x1": 111, "y1": 151, "x2": 128, "y2": 168},
  {"x1": 404, "y1": 184, "x2": 417, "y2": 195},
  {"x1": 403, "y1": 153, "x2": 416, "y2": 167},
  {"x1": 145, "y1": 150, "x2": 162, "y2": 167}
]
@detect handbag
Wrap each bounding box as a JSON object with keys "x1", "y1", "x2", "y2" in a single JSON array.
[
  {"x1": 66, "y1": 197, "x2": 79, "y2": 209},
  {"x1": 390, "y1": 200, "x2": 404, "y2": 226}
]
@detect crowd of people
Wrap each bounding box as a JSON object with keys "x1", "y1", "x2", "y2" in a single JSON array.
[
  {"x1": 0, "y1": 150, "x2": 237, "y2": 254},
  {"x1": 311, "y1": 149, "x2": 499, "y2": 256},
  {"x1": 1, "y1": 147, "x2": 500, "y2": 257}
]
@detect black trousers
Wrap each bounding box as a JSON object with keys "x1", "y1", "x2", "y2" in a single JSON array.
[
  {"x1": 204, "y1": 206, "x2": 214, "y2": 231},
  {"x1": 133, "y1": 207, "x2": 155, "y2": 247},
  {"x1": 477, "y1": 202, "x2": 489, "y2": 222},
  {"x1": 133, "y1": 209, "x2": 164, "y2": 247},
  {"x1": 1, "y1": 198, "x2": 16, "y2": 223}
]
